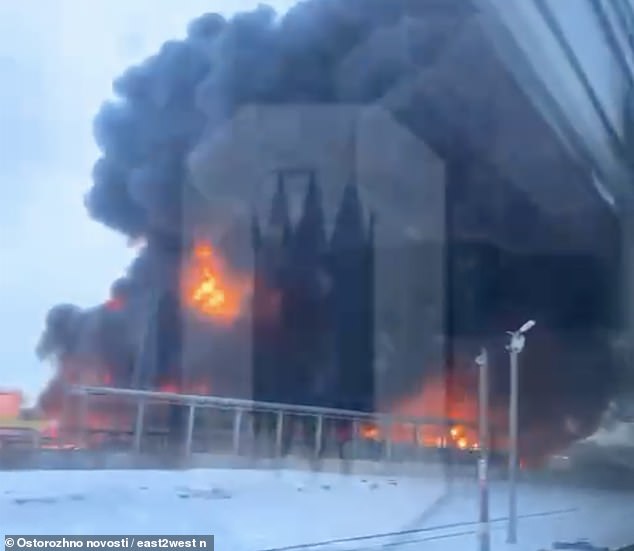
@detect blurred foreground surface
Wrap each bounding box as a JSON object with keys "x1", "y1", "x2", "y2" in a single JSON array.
[{"x1": 1, "y1": 468, "x2": 633, "y2": 551}]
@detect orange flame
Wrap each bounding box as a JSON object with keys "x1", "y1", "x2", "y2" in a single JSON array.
[
  {"x1": 182, "y1": 240, "x2": 250, "y2": 323},
  {"x1": 357, "y1": 366, "x2": 505, "y2": 452},
  {"x1": 360, "y1": 423, "x2": 380, "y2": 440},
  {"x1": 356, "y1": 366, "x2": 561, "y2": 467},
  {"x1": 158, "y1": 380, "x2": 211, "y2": 395},
  {"x1": 357, "y1": 420, "x2": 481, "y2": 450}
]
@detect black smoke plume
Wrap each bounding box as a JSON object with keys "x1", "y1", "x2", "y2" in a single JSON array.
[
  {"x1": 36, "y1": 0, "x2": 622, "y2": 456},
  {"x1": 37, "y1": 0, "x2": 461, "y2": 395}
]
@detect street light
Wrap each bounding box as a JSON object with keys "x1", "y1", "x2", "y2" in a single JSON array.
[
  {"x1": 475, "y1": 348, "x2": 490, "y2": 551},
  {"x1": 506, "y1": 319, "x2": 536, "y2": 544}
]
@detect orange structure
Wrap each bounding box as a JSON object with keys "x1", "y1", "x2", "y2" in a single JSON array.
[{"x1": 0, "y1": 390, "x2": 22, "y2": 419}]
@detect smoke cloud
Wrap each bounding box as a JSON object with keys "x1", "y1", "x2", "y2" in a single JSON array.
[
  {"x1": 36, "y1": 0, "x2": 621, "y2": 457},
  {"x1": 39, "y1": 0, "x2": 456, "y2": 392}
]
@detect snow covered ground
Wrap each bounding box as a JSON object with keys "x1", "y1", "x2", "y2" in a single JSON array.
[{"x1": 1, "y1": 468, "x2": 633, "y2": 551}]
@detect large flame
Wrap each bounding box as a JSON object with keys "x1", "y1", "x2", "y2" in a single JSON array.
[
  {"x1": 182, "y1": 240, "x2": 250, "y2": 323},
  {"x1": 388, "y1": 370, "x2": 492, "y2": 450},
  {"x1": 359, "y1": 366, "x2": 571, "y2": 468},
  {"x1": 358, "y1": 367, "x2": 508, "y2": 455}
]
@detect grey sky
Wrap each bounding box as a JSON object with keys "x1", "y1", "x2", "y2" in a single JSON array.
[{"x1": 0, "y1": 0, "x2": 294, "y2": 403}]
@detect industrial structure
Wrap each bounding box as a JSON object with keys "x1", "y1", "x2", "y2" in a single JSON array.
[{"x1": 251, "y1": 171, "x2": 375, "y2": 412}]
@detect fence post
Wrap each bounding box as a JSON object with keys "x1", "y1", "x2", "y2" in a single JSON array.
[
  {"x1": 314, "y1": 415, "x2": 324, "y2": 458},
  {"x1": 133, "y1": 400, "x2": 145, "y2": 453},
  {"x1": 60, "y1": 388, "x2": 71, "y2": 447},
  {"x1": 275, "y1": 411, "x2": 284, "y2": 457},
  {"x1": 233, "y1": 408, "x2": 243, "y2": 455},
  {"x1": 184, "y1": 404, "x2": 196, "y2": 457},
  {"x1": 413, "y1": 423, "x2": 420, "y2": 461},
  {"x1": 351, "y1": 419, "x2": 360, "y2": 460},
  {"x1": 384, "y1": 417, "x2": 393, "y2": 461},
  {"x1": 78, "y1": 392, "x2": 89, "y2": 449}
]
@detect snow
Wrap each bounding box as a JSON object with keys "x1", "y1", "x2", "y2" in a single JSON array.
[{"x1": 1, "y1": 468, "x2": 633, "y2": 551}]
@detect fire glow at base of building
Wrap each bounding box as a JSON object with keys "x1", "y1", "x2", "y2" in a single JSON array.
[
  {"x1": 35, "y1": 179, "x2": 612, "y2": 467},
  {"x1": 41, "y1": 376, "x2": 548, "y2": 470}
]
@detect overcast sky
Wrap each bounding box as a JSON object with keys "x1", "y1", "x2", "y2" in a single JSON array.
[{"x1": 0, "y1": 0, "x2": 294, "y2": 404}]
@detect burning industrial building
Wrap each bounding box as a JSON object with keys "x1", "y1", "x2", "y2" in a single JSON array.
[{"x1": 36, "y1": 0, "x2": 624, "y2": 462}]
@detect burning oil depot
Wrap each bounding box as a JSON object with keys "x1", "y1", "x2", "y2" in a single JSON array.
[{"x1": 33, "y1": 0, "x2": 625, "y2": 465}]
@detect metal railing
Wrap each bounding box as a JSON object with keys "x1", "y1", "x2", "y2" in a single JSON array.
[{"x1": 62, "y1": 385, "x2": 481, "y2": 463}]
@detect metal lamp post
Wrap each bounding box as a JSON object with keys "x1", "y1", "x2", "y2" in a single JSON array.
[
  {"x1": 475, "y1": 348, "x2": 490, "y2": 551},
  {"x1": 505, "y1": 320, "x2": 535, "y2": 544}
]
